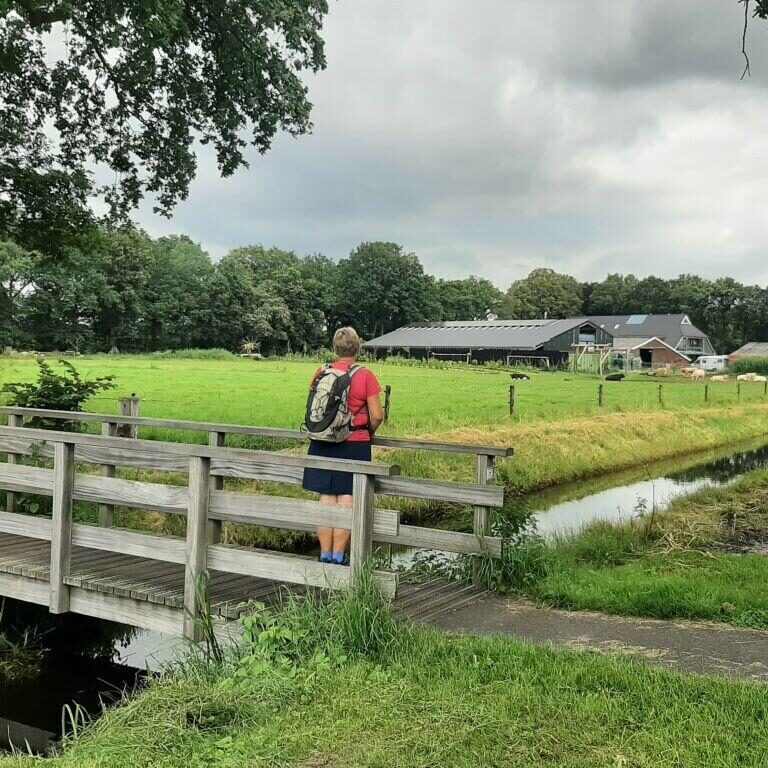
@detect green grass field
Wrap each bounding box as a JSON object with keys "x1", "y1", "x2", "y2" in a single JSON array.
[
  {"x1": 2, "y1": 582, "x2": 767, "y2": 768},
  {"x1": 3, "y1": 355, "x2": 768, "y2": 492}
]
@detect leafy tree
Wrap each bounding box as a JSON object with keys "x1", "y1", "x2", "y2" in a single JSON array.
[
  {"x1": 435, "y1": 276, "x2": 503, "y2": 320},
  {"x1": 0, "y1": 1, "x2": 330, "y2": 227},
  {"x1": 91, "y1": 228, "x2": 156, "y2": 351},
  {"x1": 336, "y1": 242, "x2": 437, "y2": 339},
  {"x1": 584, "y1": 274, "x2": 640, "y2": 315},
  {"x1": 499, "y1": 268, "x2": 584, "y2": 320},
  {"x1": 141, "y1": 236, "x2": 215, "y2": 351},
  {"x1": 0, "y1": 240, "x2": 36, "y2": 348},
  {"x1": 222, "y1": 246, "x2": 325, "y2": 352}
]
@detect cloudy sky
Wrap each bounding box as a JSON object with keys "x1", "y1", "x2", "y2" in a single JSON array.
[{"x1": 138, "y1": 0, "x2": 768, "y2": 288}]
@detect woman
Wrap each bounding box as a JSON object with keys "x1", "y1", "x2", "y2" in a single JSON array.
[{"x1": 302, "y1": 327, "x2": 384, "y2": 565}]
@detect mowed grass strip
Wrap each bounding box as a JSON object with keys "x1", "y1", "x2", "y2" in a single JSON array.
[
  {"x1": 3, "y1": 356, "x2": 768, "y2": 492},
  {"x1": 2, "y1": 628, "x2": 767, "y2": 768},
  {"x1": 509, "y1": 470, "x2": 768, "y2": 628}
]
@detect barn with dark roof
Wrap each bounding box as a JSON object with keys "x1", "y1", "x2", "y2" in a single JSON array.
[{"x1": 364, "y1": 314, "x2": 714, "y2": 367}]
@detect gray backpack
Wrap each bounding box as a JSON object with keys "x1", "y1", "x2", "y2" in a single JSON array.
[{"x1": 303, "y1": 364, "x2": 367, "y2": 442}]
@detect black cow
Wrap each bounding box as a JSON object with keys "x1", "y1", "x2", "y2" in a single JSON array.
[
  {"x1": 604, "y1": 373, "x2": 625, "y2": 382},
  {"x1": 509, "y1": 373, "x2": 531, "y2": 381}
]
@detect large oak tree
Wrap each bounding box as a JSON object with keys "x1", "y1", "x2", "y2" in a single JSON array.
[{"x1": 0, "y1": 1, "x2": 329, "y2": 246}]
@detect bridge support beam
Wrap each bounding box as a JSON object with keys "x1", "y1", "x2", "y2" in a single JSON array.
[
  {"x1": 350, "y1": 473, "x2": 375, "y2": 577},
  {"x1": 184, "y1": 455, "x2": 211, "y2": 640},
  {"x1": 50, "y1": 442, "x2": 75, "y2": 614}
]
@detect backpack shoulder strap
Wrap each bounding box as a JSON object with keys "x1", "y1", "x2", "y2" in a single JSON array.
[{"x1": 348, "y1": 364, "x2": 364, "y2": 378}]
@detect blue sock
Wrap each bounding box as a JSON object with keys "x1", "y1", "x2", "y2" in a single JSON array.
[
  {"x1": 332, "y1": 551, "x2": 346, "y2": 564},
  {"x1": 320, "y1": 551, "x2": 333, "y2": 563}
]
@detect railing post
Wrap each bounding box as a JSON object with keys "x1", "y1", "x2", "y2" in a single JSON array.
[
  {"x1": 473, "y1": 453, "x2": 495, "y2": 584},
  {"x1": 207, "y1": 431, "x2": 225, "y2": 544},
  {"x1": 5, "y1": 414, "x2": 23, "y2": 513},
  {"x1": 350, "y1": 473, "x2": 375, "y2": 577},
  {"x1": 117, "y1": 395, "x2": 140, "y2": 438},
  {"x1": 183, "y1": 455, "x2": 211, "y2": 641},
  {"x1": 99, "y1": 421, "x2": 118, "y2": 527},
  {"x1": 49, "y1": 442, "x2": 75, "y2": 614}
]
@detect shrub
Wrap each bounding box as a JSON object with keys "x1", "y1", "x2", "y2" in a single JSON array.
[
  {"x1": 149, "y1": 348, "x2": 236, "y2": 360},
  {"x1": 2, "y1": 359, "x2": 116, "y2": 430},
  {"x1": 731, "y1": 358, "x2": 768, "y2": 376}
]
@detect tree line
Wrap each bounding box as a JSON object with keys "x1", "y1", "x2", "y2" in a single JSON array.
[{"x1": 1, "y1": 229, "x2": 764, "y2": 355}]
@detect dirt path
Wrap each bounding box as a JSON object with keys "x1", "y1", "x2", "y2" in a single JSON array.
[{"x1": 424, "y1": 595, "x2": 768, "y2": 682}]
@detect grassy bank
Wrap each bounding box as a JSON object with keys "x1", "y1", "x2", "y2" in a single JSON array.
[
  {"x1": 2, "y1": 580, "x2": 767, "y2": 768},
  {"x1": 506, "y1": 469, "x2": 768, "y2": 628}
]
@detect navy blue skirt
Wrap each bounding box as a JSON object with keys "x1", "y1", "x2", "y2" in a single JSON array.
[{"x1": 302, "y1": 440, "x2": 372, "y2": 496}]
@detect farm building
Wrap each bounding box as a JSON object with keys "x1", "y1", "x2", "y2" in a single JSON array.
[
  {"x1": 364, "y1": 313, "x2": 714, "y2": 368},
  {"x1": 589, "y1": 314, "x2": 714, "y2": 365},
  {"x1": 729, "y1": 342, "x2": 768, "y2": 361},
  {"x1": 363, "y1": 318, "x2": 611, "y2": 367}
]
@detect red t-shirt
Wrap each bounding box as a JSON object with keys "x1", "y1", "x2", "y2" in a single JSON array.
[{"x1": 313, "y1": 362, "x2": 382, "y2": 442}]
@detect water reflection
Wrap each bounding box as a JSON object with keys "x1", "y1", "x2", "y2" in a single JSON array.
[{"x1": 532, "y1": 440, "x2": 768, "y2": 537}]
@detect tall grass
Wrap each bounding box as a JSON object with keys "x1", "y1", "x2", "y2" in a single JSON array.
[{"x1": 5, "y1": 576, "x2": 768, "y2": 767}]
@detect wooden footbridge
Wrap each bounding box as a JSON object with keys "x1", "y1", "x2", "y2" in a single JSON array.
[{"x1": 0, "y1": 407, "x2": 511, "y2": 639}]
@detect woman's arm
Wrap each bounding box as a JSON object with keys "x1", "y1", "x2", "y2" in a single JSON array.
[{"x1": 367, "y1": 393, "x2": 384, "y2": 434}]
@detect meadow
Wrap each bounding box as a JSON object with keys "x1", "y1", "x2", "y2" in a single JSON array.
[{"x1": 3, "y1": 354, "x2": 768, "y2": 493}]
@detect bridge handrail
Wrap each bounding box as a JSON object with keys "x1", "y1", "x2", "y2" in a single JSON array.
[
  {"x1": 0, "y1": 421, "x2": 506, "y2": 638},
  {"x1": 0, "y1": 406, "x2": 515, "y2": 458}
]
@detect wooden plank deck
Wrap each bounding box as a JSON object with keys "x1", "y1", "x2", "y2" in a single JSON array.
[{"x1": 0, "y1": 532, "x2": 486, "y2": 625}]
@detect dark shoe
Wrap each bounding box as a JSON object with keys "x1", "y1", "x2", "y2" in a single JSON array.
[{"x1": 332, "y1": 554, "x2": 350, "y2": 567}]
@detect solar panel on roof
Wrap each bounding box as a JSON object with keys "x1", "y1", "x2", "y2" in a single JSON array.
[{"x1": 626, "y1": 315, "x2": 648, "y2": 325}]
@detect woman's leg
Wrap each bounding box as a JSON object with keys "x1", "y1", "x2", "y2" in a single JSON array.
[
  {"x1": 318, "y1": 494, "x2": 338, "y2": 559},
  {"x1": 332, "y1": 495, "x2": 353, "y2": 555}
]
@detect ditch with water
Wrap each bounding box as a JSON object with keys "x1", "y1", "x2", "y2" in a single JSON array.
[{"x1": 3, "y1": 436, "x2": 768, "y2": 754}]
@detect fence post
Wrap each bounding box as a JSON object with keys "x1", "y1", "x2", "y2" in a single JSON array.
[
  {"x1": 117, "y1": 395, "x2": 140, "y2": 439},
  {"x1": 764, "y1": 380, "x2": 767, "y2": 397},
  {"x1": 473, "y1": 453, "x2": 495, "y2": 584},
  {"x1": 5, "y1": 414, "x2": 23, "y2": 514},
  {"x1": 99, "y1": 421, "x2": 118, "y2": 527},
  {"x1": 598, "y1": 384, "x2": 604, "y2": 408},
  {"x1": 350, "y1": 473, "x2": 375, "y2": 577},
  {"x1": 49, "y1": 442, "x2": 75, "y2": 614},
  {"x1": 658, "y1": 384, "x2": 664, "y2": 407},
  {"x1": 737, "y1": 383, "x2": 742, "y2": 401},
  {"x1": 508, "y1": 385, "x2": 516, "y2": 415},
  {"x1": 207, "y1": 431, "x2": 225, "y2": 544},
  {"x1": 704, "y1": 384, "x2": 709, "y2": 404},
  {"x1": 183, "y1": 455, "x2": 211, "y2": 641},
  {"x1": 383, "y1": 385, "x2": 392, "y2": 424}
]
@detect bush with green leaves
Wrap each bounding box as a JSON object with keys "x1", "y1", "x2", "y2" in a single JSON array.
[
  {"x1": 731, "y1": 358, "x2": 768, "y2": 376},
  {"x1": 2, "y1": 359, "x2": 116, "y2": 430}
]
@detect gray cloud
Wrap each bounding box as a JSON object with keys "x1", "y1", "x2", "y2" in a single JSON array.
[{"x1": 139, "y1": 0, "x2": 768, "y2": 289}]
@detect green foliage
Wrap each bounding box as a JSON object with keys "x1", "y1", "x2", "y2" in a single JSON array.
[
  {"x1": 2, "y1": 359, "x2": 115, "y2": 429},
  {"x1": 0, "y1": 1, "x2": 329, "y2": 225},
  {"x1": 148, "y1": 348, "x2": 236, "y2": 360},
  {"x1": 336, "y1": 242, "x2": 440, "y2": 339},
  {"x1": 731, "y1": 357, "x2": 768, "y2": 375},
  {"x1": 499, "y1": 268, "x2": 584, "y2": 319}
]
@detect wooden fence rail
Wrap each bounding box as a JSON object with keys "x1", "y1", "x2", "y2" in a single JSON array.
[
  {"x1": 0, "y1": 419, "x2": 508, "y2": 638},
  {"x1": 0, "y1": 407, "x2": 510, "y2": 560}
]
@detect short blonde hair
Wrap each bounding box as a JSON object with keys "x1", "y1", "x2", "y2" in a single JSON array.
[{"x1": 333, "y1": 327, "x2": 362, "y2": 358}]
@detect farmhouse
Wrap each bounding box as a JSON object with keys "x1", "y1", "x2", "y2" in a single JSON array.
[
  {"x1": 590, "y1": 314, "x2": 713, "y2": 365},
  {"x1": 364, "y1": 313, "x2": 714, "y2": 368}
]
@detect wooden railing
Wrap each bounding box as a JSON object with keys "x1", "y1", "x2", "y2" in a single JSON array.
[
  {"x1": 0, "y1": 424, "x2": 399, "y2": 639},
  {"x1": 0, "y1": 407, "x2": 510, "y2": 557},
  {"x1": 0, "y1": 414, "x2": 508, "y2": 638}
]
